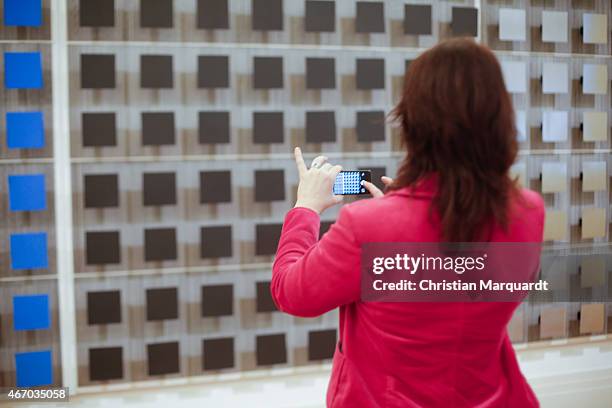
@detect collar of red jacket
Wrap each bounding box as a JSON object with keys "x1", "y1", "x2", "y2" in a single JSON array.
[{"x1": 387, "y1": 173, "x2": 438, "y2": 198}]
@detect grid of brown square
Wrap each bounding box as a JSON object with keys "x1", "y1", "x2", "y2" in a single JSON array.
[
  {"x1": 89, "y1": 346, "x2": 123, "y2": 381},
  {"x1": 306, "y1": 111, "x2": 336, "y2": 143},
  {"x1": 306, "y1": 58, "x2": 336, "y2": 90},
  {"x1": 254, "y1": 170, "x2": 286, "y2": 202},
  {"x1": 256, "y1": 333, "x2": 287, "y2": 366},
  {"x1": 79, "y1": 0, "x2": 115, "y2": 27},
  {"x1": 144, "y1": 228, "x2": 177, "y2": 261},
  {"x1": 356, "y1": 111, "x2": 385, "y2": 142},
  {"x1": 305, "y1": 0, "x2": 335, "y2": 32},
  {"x1": 146, "y1": 287, "x2": 178, "y2": 321},
  {"x1": 140, "y1": 55, "x2": 173, "y2": 88},
  {"x1": 356, "y1": 58, "x2": 385, "y2": 90},
  {"x1": 255, "y1": 224, "x2": 283, "y2": 256},
  {"x1": 200, "y1": 225, "x2": 233, "y2": 259},
  {"x1": 84, "y1": 174, "x2": 119, "y2": 208},
  {"x1": 82, "y1": 112, "x2": 117, "y2": 147},
  {"x1": 256, "y1": 281, "x2": 278, "y2": 313},
  {"x1": 199, "y1": 111, "x2": 231, "y2": 144},
  {"x1": 87, "y1": 290, "x2": 121, "y2": 325},
  {"x1": 253, "y1": 112, "x2": 284, "y2": 144},
  {"x1": 197, "y1": 0, "x2": 229, "y2": 29},
  {"x1": 356, "y1": 1, "x2": 385, "y2": 33},
  {"x1": 404, "y1": 4, "x2": 432, "y2": 35},
  {"x1": 202, "y1": 337, "x2": 234, "y2": 370},
  {"x1": 81, "y1": 54, "x2": 116, "y2": 89},
  {"x1": 85, "y1": 231, "x2": 121, "y2": 265},
  {"x1": 147, "y1": 341, "x2": 180, "y2": 376},
  {"x1": 199, "y1": 171, "x2": 232, "y2": 203},
  {"x1": 201, "y1": 285, "x2": 233, "y2": 317},
  {"x1": 452, "y1": 7, "x2": 478, "y2": 37},
  {"x1": 198, "y1": 56, "x2": 230, "y2": 88},
  {"x1": 140, "y1": 0, "x2": 173, "y2": 28},
  {"x1": 253, "y1": 57, "x2": 284, "y2": 89},
  {"x1": 142, "y1": 112, "x2": 175, "y2": 146},
  {"x1": 252, "y1": 0, "x2": 283, "y2": 31},
  {"x1": 308, "y1": 329, "x2": 337, "y2": 361},
  {"x1": 143, "y1": 172, "x2": 176, "y2": 206}
]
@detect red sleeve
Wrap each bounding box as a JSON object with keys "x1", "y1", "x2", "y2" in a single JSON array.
[{"x1": 271, "y1": 206, "x2": 361, "y2": 317}]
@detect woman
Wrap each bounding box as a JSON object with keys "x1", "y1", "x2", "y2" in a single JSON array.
[{"x1": 271, "y1": 38, "x2": 544, "y2": 407}]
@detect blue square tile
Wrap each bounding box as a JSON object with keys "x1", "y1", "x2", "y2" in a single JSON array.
[
  {"x1": 15, "y1": 350, "x2": 52, "y2": 387},
  {"x1": 6, "y1": 112, "x2": 45, "y2": 149},
  {"x1": 4, "y1": 0, "x2": 42, "y2": 26},
  {"x1": 13, "y1": 294, "x2": 50, "y2": 330},
  {"x1": 4, "y1": 52, "x2": 43, "y2": 89},
  {"x1": 10, "y1": 232, "x2": 48, "y2": 270},
  {"x1": 8, "y1": 174, "x2": 46, "y2": 211}
]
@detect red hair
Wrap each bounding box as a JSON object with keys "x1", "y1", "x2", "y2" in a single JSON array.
[{"x1": 389, "y1": 38, "x2": 519, "y2": 242}]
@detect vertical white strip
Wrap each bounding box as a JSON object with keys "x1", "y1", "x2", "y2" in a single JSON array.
[
  {"x1": 51, "y1": 0, "x2": 78, "y2": 394},
  {"x1": 474, "y1": 0, "x2": 482, "y2": 43}
]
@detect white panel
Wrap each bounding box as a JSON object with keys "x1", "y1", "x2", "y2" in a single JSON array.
[
  {"x1": 582, "y1": 64, "x2": 608, "y2": 95},
  {"x1": 499, "y1": 8, "x2": 526, "y2": 41},
  {"x1": 541, "y1": 162, "x2": 567, "y2": 193},
  {"x1": 582, "y1": 161, "x2": 607, "y2": 192},
  {"x1": 542, "y1": 62, "x2": 568, "y2": 94},
  {"x1": 510, "y1": 162, "x2": 527, "y2": 187},
  {"x1": 515, "y1": 110, "x2": 527, "y2": 141},
  {"x1": 582, "y1": 14, "x2": 608, "y2": 44},
  {"x1": 583, "y1": 111, "x2": 607, "y2": 142},
  {"x1": 542, "y1": 111, "x2": 568, "y2": 142},
  {"x1": 501, "y1": 61, "x2": 527, "y2": 93},
  {"x1": 542, "y1": 11, "x2": 568, "y2": 43}
]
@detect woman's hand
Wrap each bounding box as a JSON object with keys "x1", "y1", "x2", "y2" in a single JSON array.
[
  {"x1": 293, "y1": 147, "x2": 343, "y2": 214},
  {"x1": 362, "y1": 176, "x2": 394, "y2": 198}
]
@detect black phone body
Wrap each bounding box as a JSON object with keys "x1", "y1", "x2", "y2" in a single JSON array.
[{"x1": 333, "y1": 170, "x2": 371, "y2": 195}]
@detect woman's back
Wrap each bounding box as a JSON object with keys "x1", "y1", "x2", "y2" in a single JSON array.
[
  {"x1": 322, "y1": 181, "x2": 544, "y2": 407},
  {"x1": 272, "y1": 180, "x2": 544, "y2": 407}
]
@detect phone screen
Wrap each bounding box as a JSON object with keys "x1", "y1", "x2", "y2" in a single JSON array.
[{"x1": 333, "y1": 170, "x2": 371, "y2": 195}]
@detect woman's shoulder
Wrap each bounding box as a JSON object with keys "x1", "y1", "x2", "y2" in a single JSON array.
[
  {"x1": 513, "y1": 187, "x2": 545, "y2": 217},
  {"x1": 504, "y1": 187, "x2": 545, "y2": 240}
]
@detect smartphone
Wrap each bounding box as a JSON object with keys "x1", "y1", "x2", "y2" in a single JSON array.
[{"x1": 333, "y1": 170, "x2": 371, "y2": 195}]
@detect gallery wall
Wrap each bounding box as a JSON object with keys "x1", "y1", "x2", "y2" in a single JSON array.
[{"x1": 1, "y1": 0, "x2": 611, "y2": 392}]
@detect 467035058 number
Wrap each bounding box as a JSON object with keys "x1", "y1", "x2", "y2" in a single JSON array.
[{"x1": 2, "y1": 387, "x2": 69, "y2": 402}]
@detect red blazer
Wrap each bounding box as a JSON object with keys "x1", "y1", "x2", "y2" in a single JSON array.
[{"x1": 271, "y1": 176, "x2": 545, "y2": 407}]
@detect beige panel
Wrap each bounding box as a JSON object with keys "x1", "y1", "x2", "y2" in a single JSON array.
[
  {"x1": 543, "y1": 210, "x2": 568, "y2": 241},
  {"x1": 582, "y1": 111, "x2": 607, "y2": 142},
  {"x1": 582, "y1": 13, "x2": 608, "y2": 45},
  {"x1": 540, "y1": 306, "x2": 567, "y2": 339},
  {"x1": 582, "y1": 161, "x2": 607, "y2": 192},
  {"x1": 581, "y1": 207, "x2": 606, "y2": 239},
  {"x1": 579, "y1": 303, "x2": 605, "y2": 334}
]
